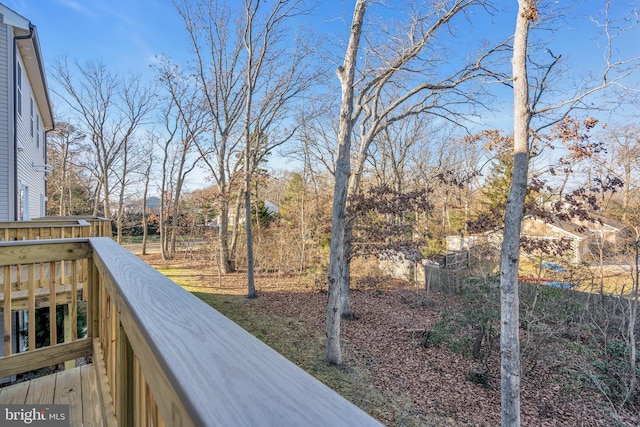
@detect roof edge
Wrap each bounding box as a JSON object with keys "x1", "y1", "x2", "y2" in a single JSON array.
[{"x1": 0, "y1": 3, "x2": 30, "y2": 30}]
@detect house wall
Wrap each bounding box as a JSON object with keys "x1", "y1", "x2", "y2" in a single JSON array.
[
  {"x1": 445, "y1": 235, "x2": 479, "y2": 251},
  {"x1": 521, "y1": 218, "x2": 590, "y2": 264},
  {"x1": 0, "y1": 18, "x2": 12, "y2": 221},
  {"x1": 15, "y1": 50, "x2": 46, "y2": 220},
  {"x1": 0, "y1": 11, "x2": 48, "y2": 221},
  {"x1": 588, "y1": 224, "x2": 619, "y2": 245}
]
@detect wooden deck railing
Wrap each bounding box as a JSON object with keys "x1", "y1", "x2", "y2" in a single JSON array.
[
  {"x1": 0, "y1": 217, "x2": 112, "y2": 241},
  {"x1": 0, "y1": 238, "x2": 381, "y2": 426},
  {"x1": 33, "y1": 216, "x2": 113, "y2": 238}
]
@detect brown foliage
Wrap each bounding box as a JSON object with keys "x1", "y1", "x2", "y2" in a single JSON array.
[
  {"x1": 348, "y1": 185, "x2": 432, "y2": 260},
  {"x1": 259, "y1": 282, "x2": 630, "y2": 426}
]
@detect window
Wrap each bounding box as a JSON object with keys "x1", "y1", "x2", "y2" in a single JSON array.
[
  {"x1": 18, "y1": 186, "x2": 24, "y2": 221},
  {"x1": 16, "y1": 63, "x2": 22, "y2": 116},
  {"x1": 23, "y1": 186, "x2": 30, "y2": 221},
  {"x1": 30, "y1": 98, "x2": 34, "y2": 137},
  {"x1": 36, "y1": 115, "x2": 40, "y2": 148},
  {"x1": 18, "y1": 184, "x2": 30, "y2": 221}
]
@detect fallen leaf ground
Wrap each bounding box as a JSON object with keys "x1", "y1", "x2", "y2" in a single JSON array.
[{"x1": 142, "y1": 252, "x2": 638, "y2": 426}]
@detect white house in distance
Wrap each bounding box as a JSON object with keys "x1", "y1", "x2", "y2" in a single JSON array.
[{"x1": 0, "y1": 3, "x2": 54, "y2": 221}]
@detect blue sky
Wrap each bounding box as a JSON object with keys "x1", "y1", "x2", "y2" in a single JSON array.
[
  {"x1": 5, "y1": 1, "x2": 635, "y2": 87},
  {"x1": 3, "y1": 0, "x2": 191, "y2": 74},
  {"x1": 2, "y1": 0, "x2": 357, "y2": 76},
  {"x1": 2, "y1": 0, "x2": 638, "y2": 190},
  {"x1": 4, "y1": 0, "x2": 637, "y2": 121}
]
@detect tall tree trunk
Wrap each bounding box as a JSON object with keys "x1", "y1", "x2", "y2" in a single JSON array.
[
  {"x1": 628, "y1": 234, "x2": 639, "y2": 404},
  {"x1": 160, "y1": 195, "x2": 169, "y2": 260},
  {"x1": 169, "y1": 174, "x2": 185, "y2": 259},
  {"x1": 501, "y1": 2, "x2": 536, "y2": 426},
  {"x1": 92, "y1": 181, "x2": 101, "y2": 217},
  {"x1": 242, "y1": 0, "x2": 258, "y2": 299},
  {"x1": 218, "y1": 202, "x2": 233, "y2": 273},
  {"x1": 622, "y1": 162, "x2": 631, "y2": 221},
  {"x1": 59, "y1": 144, "x2": 69, "y2": 215},
  {"x1": 326, "y1": 0, "x2": 366, "y2": 365},
  {"x1": 141, "y1": 151, "x2": 153, "y2": 256},
  {"x1": 116, "y1": 140, "x2": 129, "y2": 245},
  {"x1": 340, "y1": 225, "x2": 353, "y2": 319},
  {"x1": 299, "y1": 156, "x2": 310, "y2": 274},
  {"x1": 101, "y1": 172, "x2": 111, "y2": 219},
  {"x1": 244, "y1": 184, "x2": 256, "y2": 298},
  {"x1": 160, "y1": 143, "x2": 170, "y2": 260},
  {"x1": 243, "y1": 123, "x2": 256, "y2": 298},
  {"x1": 230, "y1": 193, "x2": 245, "y2": 272},
  {"x1": 299, "y1": 175, "x2": 307, "y2": 274}
]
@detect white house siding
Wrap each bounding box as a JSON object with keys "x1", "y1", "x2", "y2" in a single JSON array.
[
  {"x1": 15, "y1": 50, "x2": 46, "y2": 220},
  {"x1": 0, "y1": 8, "x2": 49, "y2": 221},
  {"x1": 0, "y1": 19, "x2": 12, "y2": 221}
]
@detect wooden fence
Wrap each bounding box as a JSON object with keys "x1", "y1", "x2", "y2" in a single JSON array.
[{"x1": 0, "y1": 238, "x2": 380, "y2": 426}]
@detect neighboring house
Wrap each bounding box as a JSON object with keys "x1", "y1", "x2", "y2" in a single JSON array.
[
  {"x1": 519, "y1": 216, "x2": 592, "y2": 264},
  {"x1": 0, "y1": 3, "x2": 54, "y2": 221},
  {"x1": 446, "y1": 216, "x2": 594, "y2": 265},
  {"x1": 573, "y1": 214, "x2": 629, "y2": 246},
  {"x1": 446, "y1": 234, "x2": 481, "y2": 251}
]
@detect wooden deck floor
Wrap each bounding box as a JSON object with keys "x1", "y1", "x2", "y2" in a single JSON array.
[{"x1": 0, "y1": 364, "x2": 112, "y2": 426}]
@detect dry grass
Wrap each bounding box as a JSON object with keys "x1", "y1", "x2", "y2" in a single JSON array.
[{"x1": 518, "y1": 258, "x2": 635, "y2": 296}]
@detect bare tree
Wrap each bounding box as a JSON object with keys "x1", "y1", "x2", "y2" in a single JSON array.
[
  {"x1": 113, "y1": 78, "x2": 157, "y2": 243},
  {"x1": 46, "y1": 121, "x2": 87, "y2": 215},
  {"x1": 327, "y1": 0, "x2": 510, "y2": 362},
  {"x1": 326, "y1": 0, "x2": 366, "y2": 366},
  {"x1": 154, "y1": 59, "x2": 207, "y2": 259},
  {"x1": 52, "y1": 59, "x2": 117, "y2": 218},
  {"x1": 140, "y1": 133, "x2": 156, "y2": 255},
  {"x1": 240, "y1": 0, "x2": 318, "y2": 298},
  {"x1": 173, "y1": 0, "x2": 249, "y2": 272},
  {"x1": 499, "y1": 3, "x2": 536, "y2": 425},
  {"x1": 157, "y1": 97, "x2": 179, "y2": 261},
  {"x1": 366, "y1": 117, "x2": 437, "y2": 193},
  {"x1": 500, "y1": 1, "x2": 640, "y2": 424},
  {"x1": 609, "y1": 125, "x2": 640, "y2": 221},
  {"x1": 173, "y1": 0, "x2": 319, "y2": 296},
  {"x1": 51, "y1": 58, "x2": 155, "y2": 223},
  {"x1": 289, "y1": 103, "x2": 340, "y2": 177}
]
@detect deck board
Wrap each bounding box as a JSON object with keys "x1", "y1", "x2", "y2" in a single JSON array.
[
  {"x1": 0, "y1": 380, "x2": 29, "y2": 403},
  {"x1": 0, "y1": 364, "x2": 112, "y2": 426},
  {"x1": 53, "y1": 368, "x2": 82, "y2": 426},
  {"x1": 25, "y1": 373, "x2": 56, "y2": 403},
  {"x1": 80, "y1": 364, "x2": 103, "y2": 427}
]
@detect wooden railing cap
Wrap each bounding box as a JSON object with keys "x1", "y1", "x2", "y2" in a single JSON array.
[{"x1": 90, "y1": 237, "x2": 381, "y2": 427}]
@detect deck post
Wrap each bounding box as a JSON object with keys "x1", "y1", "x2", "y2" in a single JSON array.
[
  {"x1": 87, "y1": 259, "x2": 99, "y2": 338},
  {"x1": 49, "y1": 262, "x2": 57, "y2": 347},
  {"x1": 117, "y1": 324, "x2": 134, "y2": 427},
  {"x1": 3, "y1": 266, "x2": 11, "y2": 356},
  {"x1": 63, "y1": 305, "x2": 75, "y2": 370}
]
